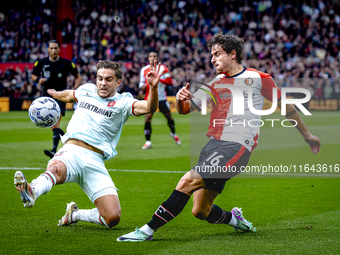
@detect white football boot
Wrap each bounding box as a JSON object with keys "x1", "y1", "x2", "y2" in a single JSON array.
[
  {"x1": 58, "y1": 202, "x2": 79, "y2": 226},
  {"x1": 14, "y1": 171, "x2": 36, "y2": 208}
]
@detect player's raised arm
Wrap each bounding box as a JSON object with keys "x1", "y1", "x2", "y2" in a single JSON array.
[
  {"x1": 47, "y1": 89, "x2": 76, "y2": 103},
  {"x1": 133, "y1": 60, "x2": 164, "y2": 116},
  {"x1": 279, "y1": 102, "x2": 321, "y2": 154}
]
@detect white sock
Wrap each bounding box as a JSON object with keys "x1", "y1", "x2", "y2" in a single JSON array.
[
  {"x1": 145, "y1": 140, "x2": 151, "y2": 145},
  {"x1": 140, "y1": 224, "x2": 154, "y2": 235},
  {"x1": 74, "y1": 208, "x2": 109, "y2": 227},
  {"x1": 228, "y1": 214, "x2": 237, "y2": 227},
  {"x1": 31, "y1": 171, "x2": 56, "y2": 199}
]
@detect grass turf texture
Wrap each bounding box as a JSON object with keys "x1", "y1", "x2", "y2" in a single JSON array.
[{"x1": 1, "y1": 111, "x2": 339, "y2": 254}]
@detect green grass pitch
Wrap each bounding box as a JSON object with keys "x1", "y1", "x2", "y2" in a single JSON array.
[{"x1": 1, "y1": 110, "x2": 340, "y2": 254}]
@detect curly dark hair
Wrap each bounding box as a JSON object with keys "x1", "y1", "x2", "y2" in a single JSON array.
[
  {"x1": 208, "y1": 33, "x2": 244, "y2": 64},
  {"x1": 96, "y1": 60, "x2": 122, "y2": 80}
]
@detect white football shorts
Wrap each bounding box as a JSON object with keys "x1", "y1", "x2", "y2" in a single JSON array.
[{"x1": 52, "y1": 144, "x2": 118, "y2": 203}]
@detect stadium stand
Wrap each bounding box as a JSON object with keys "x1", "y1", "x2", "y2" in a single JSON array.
[{"x1": 0, "y1": 0, "x2": 339, "y2": 99}]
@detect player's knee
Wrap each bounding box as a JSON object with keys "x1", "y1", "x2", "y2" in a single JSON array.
[
  {"x1": 46, "y1": 163, "x2": 66, "y2": 184},
  {"x1": 176, "y1": 172, "x2": 204, "y2": 194},
  {"x1": 48, "y1": 165, "x2": 58, "y2": 175},
  {"x1": 177, "y1": 176, "x2": 195, "y2": 191},
  {"x1": 104, "y1": 213, "x2": 121, "y2": 228}
]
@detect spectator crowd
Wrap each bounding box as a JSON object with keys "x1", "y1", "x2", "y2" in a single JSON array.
[{"x1": 0, "y1": 0, "x2": 340, "y2": 100}]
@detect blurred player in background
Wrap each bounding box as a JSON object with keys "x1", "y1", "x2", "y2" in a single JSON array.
[
  {"x1": 32, "y1": 40, "x2": 82, "y2": 158},
  {"x1": 118, "y1": 33, "x2": 321, "y2": 242},
  {"x1": 14, "y1": 60, "x2": 163, "y2": 229},
  {"x1": 139, "y1": 52, "x2": 181, "y2": 149}
]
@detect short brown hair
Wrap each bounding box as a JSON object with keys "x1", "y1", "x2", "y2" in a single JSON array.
[
  {"x1": 96, "y1": 60, "x2": 122, "y2": 80},
  {"x1": 208, "y1": 33, "x2": 244, "y2": 64}
]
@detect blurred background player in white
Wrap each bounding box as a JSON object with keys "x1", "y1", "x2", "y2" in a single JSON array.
[
  {"x1": 14, "y1": 60, "x2": 163, "y2": 228},
  {"x1": 32, "y1": 40, "x2": 82, "y2": 158},
  {"x1": 117, "y1": 33, "x2": 322, "y2": 242},
  {"x1": 139, "y1": 52, "x2": 181, "y2": 149}
]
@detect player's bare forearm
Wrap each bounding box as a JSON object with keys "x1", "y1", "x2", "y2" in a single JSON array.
[
  {"x1": 282, "y1": 103, "x2": 321, "y2": 154},
  {"x1": 147, "y1": 86, "x2": 159, "y2": 113},
  {"x1": 133, "y1": 87, "x2": 159, "y2": 116},
  {"x1": 175, "y1": 100, "x2": 191, "y2": 115},
  {"x1": 47, "y1": 89, "x2": 76, "y2": 103}
]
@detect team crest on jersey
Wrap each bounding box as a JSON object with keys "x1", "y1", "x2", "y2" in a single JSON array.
[
  {"x1": 107, "y1": 101, "x2": 116, "y2": 107},
  {"x1": 244, "y1": 78, "x2": 253, "y2": 85},
  {"x1": 55, "y1": 151, "x2": 65, "y2": 157},
  {"x1": 58, "y1": 73, "x2": 62, "y2": 78}
]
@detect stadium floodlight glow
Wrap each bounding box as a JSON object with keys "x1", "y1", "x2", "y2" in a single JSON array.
[{"x1": 198, "y1": 85, "x2": 312, "y2": 116}]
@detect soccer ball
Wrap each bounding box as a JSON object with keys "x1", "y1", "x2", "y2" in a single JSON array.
[{"x1": 29, "y1": 97, "x2": 60, "y2": 128}]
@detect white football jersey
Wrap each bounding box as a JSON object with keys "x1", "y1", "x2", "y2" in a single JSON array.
[
  {"x1": 61, "y1": 83, "x2": 137, "y2": 160},
  {"x1": 191, "y1": 67, "x2": 281, "y2": 152}
]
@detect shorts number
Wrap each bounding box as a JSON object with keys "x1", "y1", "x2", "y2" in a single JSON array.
[{"x1": 205, "y1": 152, "x2": 224, "y2": 166}]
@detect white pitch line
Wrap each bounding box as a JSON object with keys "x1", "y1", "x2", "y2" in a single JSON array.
[
  {"x1": 1, "y1": 167, "x2": 340, "y2": 177},
  {"x1": 0, "y1": 167, "x2": 186, "y2": 174},
  {"x1": 0, "y1": 167, "x2": 45, "y2": 170}
]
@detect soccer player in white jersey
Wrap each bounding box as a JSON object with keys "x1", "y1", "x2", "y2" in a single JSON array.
[
  {"x1": 14, "y1": 60, "x2": 164, "y2": 228},
  {"x1": 117, "y1": 33, "x2": 322, "y2": 241},
  {"x1": 139, "y1": 52, "x2": 181, "y2": 149}
]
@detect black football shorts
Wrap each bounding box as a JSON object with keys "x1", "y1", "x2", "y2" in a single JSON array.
[{"x1": 194, "y1": 139, "x2": 251, "y2": 193}]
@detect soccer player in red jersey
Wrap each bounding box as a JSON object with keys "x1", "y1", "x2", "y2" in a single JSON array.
[
  {"x1": 118, "y1": 34, "x2": 321, "y2": 241},
  {"x1": 139, "y1": 52, "x2": 181, "y2": 149}
]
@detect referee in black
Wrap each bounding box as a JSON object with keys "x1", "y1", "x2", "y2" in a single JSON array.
[{"x1": 32, "y1": 40, "x2": 82, "y2": 158}]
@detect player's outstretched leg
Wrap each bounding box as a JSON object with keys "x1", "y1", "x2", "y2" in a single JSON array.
[
  {"x1": 14, "y1": 167, "x2": 58, "y2": 208},
  {"x1": 14, "y1": 171, "x2": 36, "y2": 208},
  {"x1": 58, "y1": 201, "x2": 79, "y2": 226},
  {"x1": 231, "y1": 207, "x2": 256, "y2": 232},
  {"x1": 117, "y1": 171, "x2": 203, "y2": 242},
  {"x1": 117, "y1": 189, "x2": 191, "y2": 242}
]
